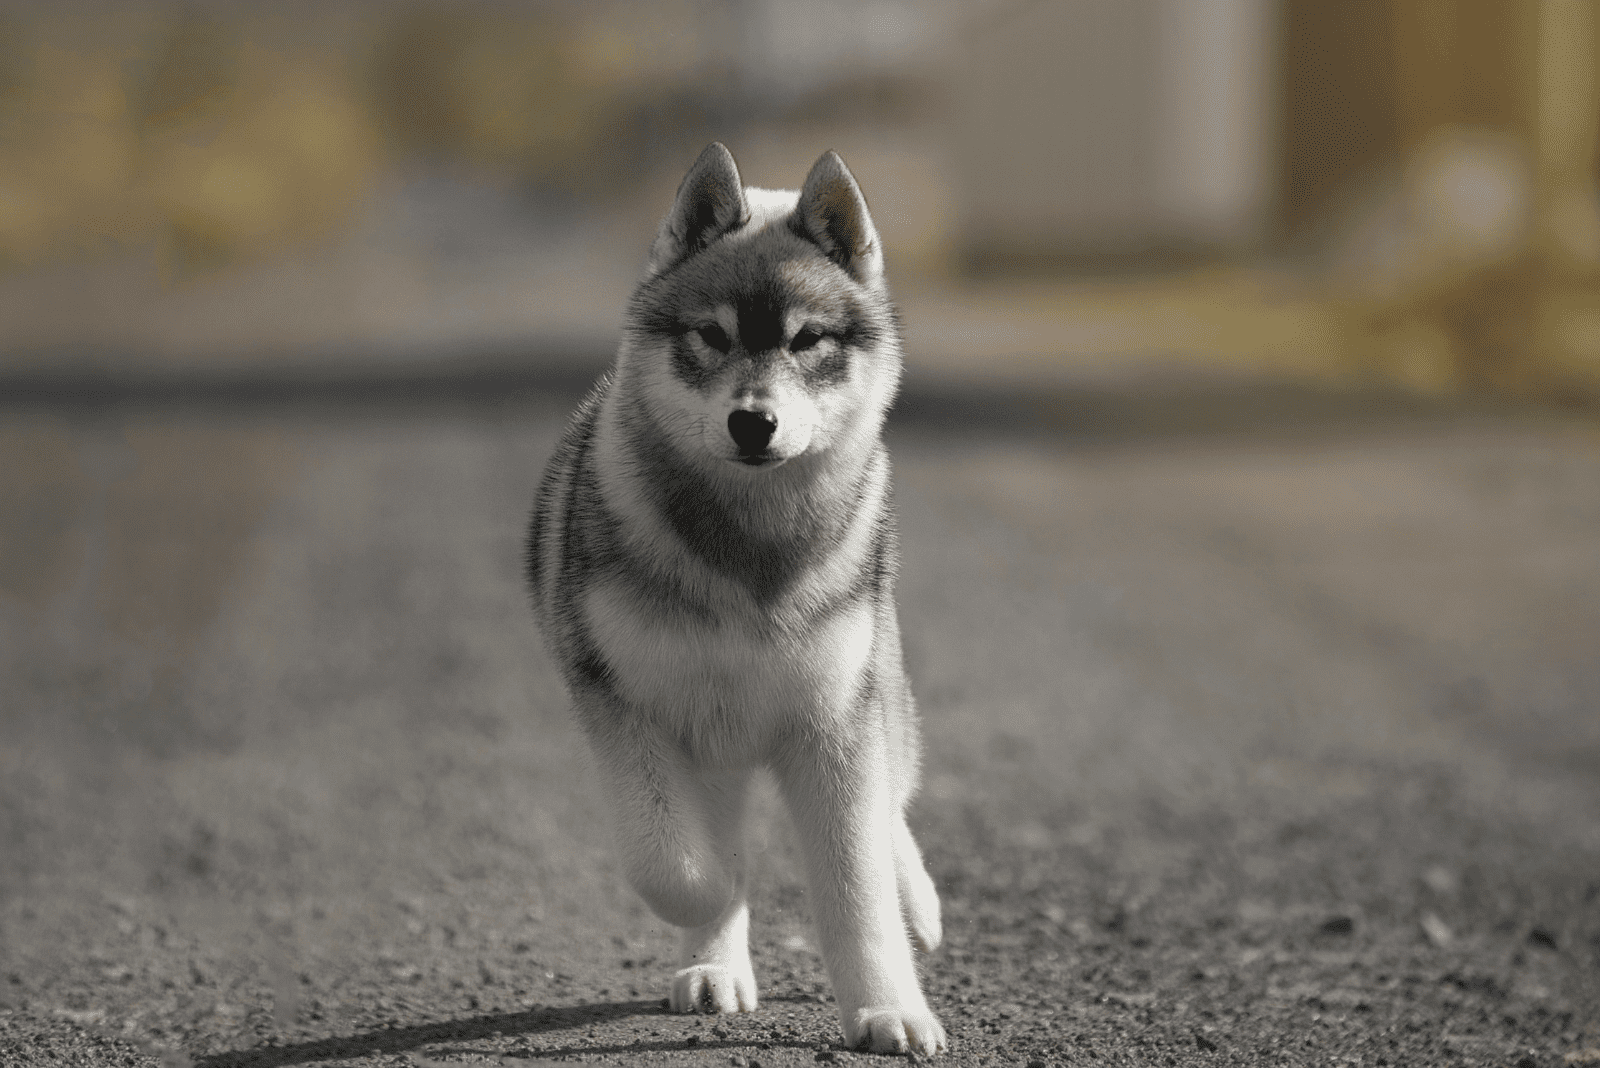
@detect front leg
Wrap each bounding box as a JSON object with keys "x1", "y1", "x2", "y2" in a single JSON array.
[
  {"x1": 582, "y1": 708, "x2": 758, "y2": 1013},
  {"x1": 670, "y1": 768, "x2": 758, "y2": 1014},
  {"x1": 672, "y1": 874, "x2": 757, "y2": 1013},
  {"x1": 774, "y1": 736, "x2": 947, "y2": 1056}
]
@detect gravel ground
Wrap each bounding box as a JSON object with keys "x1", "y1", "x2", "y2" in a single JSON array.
[{"x1": 2, "y1": 388, "x2": 1598, "y2": 1068}]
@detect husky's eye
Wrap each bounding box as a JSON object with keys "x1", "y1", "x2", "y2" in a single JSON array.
[
  {"x1": 695, "y1": 324, "x2": 731, "y2": 353},
  {"x1": 790, "y1": 327, "x2": 823, "y2": 353}
]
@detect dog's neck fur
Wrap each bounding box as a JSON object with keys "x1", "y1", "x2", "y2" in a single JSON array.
[{"x1": 609, "y1": 379, "x2": 885, "y2": 607}]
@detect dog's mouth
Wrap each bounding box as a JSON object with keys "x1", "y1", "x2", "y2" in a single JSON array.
[{"x1": 731, "y1": 450, "x2": 788, "y2": 468}]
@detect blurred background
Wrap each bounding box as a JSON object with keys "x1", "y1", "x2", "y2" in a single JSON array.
[
  {"x1": 3, "y1": 5, "x2": 1600, "y2": 1064},
  {"x1": 1, "y1": 0, "x2": 1597, "y2": 393}
]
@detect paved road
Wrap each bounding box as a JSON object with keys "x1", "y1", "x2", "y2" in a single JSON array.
[{"x1": 2, "y1": 388, "x2": 1598, "y2": 1067}]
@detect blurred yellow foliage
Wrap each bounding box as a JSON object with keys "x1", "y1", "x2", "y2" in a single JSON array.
[
  {"x1": 369, "y1": 8, "x2": 662, "y2": 189},
  {"x1": 0, "y1": 12, "x2": 379, "y2": 278},
  {"x1": 0, "y1": 33, "x2": 146, "y2": 264},
  {"x1": 145, "y1": 43, "x2": 379, "y2": 279},
  {"x1": 0, "y1": 7, "x2": 665, "y2": 280}
]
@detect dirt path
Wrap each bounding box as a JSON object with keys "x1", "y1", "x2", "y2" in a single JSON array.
[{"x1": 2, "y1": 399, "x2": 1597, "y2": 1067}]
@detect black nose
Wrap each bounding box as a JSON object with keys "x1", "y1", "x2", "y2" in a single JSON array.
[{"x1": 728, "y1": 409, "x2": 778, "y2": 455}]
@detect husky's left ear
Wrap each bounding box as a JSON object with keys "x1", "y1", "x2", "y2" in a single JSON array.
[
  {"x1": 647, "y1": 142, "x2": 749, "y2": 276},
  {"x1": 795, "y1": 151, "x2": 882, "y2": 284}
]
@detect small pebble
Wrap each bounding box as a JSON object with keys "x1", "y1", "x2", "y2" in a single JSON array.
[
  {"x1": 1320, "y1": 915, "x2": 1355, "y2": 936},
  {"x1": 729, "y1": 1056, "x2": 747, "y2": 1067},
  {"x1": 1420, "y1": 912, "x2": 1454, "y2": 947},
  {"x1": 1528, "y1": 927, "x2": 1558, "y2": 950}
]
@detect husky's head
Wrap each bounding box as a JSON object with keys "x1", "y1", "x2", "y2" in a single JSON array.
[{"x1": 618, "y1": 143, "x2": 900, "y2": 476}]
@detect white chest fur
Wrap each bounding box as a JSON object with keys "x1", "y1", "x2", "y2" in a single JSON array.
[{"x1": 582, "y1": 578, "x2": 875, "y2": 759}]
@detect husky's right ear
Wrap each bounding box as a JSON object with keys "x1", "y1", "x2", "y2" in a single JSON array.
[{"x1": 646, "y1": 143, "x2": 749, "y2": 276}]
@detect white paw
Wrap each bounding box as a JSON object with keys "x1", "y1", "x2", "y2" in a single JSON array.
[
  {"x1": 847, "y1": 1007, "x2": 947, "y2": 1056},
  {"x1": 670, "y1": 964, "x2": 758, "y2": 1014}
]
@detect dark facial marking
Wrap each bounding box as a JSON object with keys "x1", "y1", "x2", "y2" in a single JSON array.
[
  {"x1": 734, "y1": 277, "x2": 789, "y2": 357},
  {"x1": 837, "y1": 293, "x2": 884, "y2": 351},
  {"x1": 669, "y1": 332, "x2": 717, "y2": 390},
  {"x1": 634, "y1": 240, "x2": 893, "y2": 398},
  {"x1": 698, "y1": 323, "x2": 731, "y2": 352},
  {"x1": 802, "y1": 344, "x2": 850, "y2": 388}
]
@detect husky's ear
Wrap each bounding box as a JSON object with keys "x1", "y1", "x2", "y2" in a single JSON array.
[
  {"x1": 647, "y1": 143, "x2": 749, "y2": 276},
  {"x1": 795, "y1": 150, "x2": 882, "y2": 284}
]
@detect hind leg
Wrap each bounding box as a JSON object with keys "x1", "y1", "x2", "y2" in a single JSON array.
[
  {"x1": 585, "y1": 715, "x2": 757, "y2": 1012},
  {"x1": 893, "y1": 813, "x2": 941, "y2": 953}
]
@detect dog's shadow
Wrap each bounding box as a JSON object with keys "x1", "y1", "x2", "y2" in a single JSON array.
[{"x1": 194, "y1": 996, "x2": 826, "y2": 1067}]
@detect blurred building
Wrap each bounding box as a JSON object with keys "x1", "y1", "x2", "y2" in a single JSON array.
[
  {"x1": 948, "y1": 0, "x2": 1600, "y2": 392},
  {"x1": 953, "y1": 0, "x2": 1274, "y2": 270}
]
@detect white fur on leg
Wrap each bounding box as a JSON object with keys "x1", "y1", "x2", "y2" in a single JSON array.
[
  {"x1": 587, "y1": 729, "x2": 758, "y2": 1011},
  {"x1": 892, "y1": 814, "x2": 942, "y2": 953},
  {"x1": 671, "y1": 892, "x2": 758, "y2": 1013},
  {"x1": 778, "y1": 753, "x2": 948, "y2": 1057}
]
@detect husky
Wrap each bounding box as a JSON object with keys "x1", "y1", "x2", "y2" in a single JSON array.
[{"x1": 526, "y1": 143, "x2": 945, "y2": 1056}]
